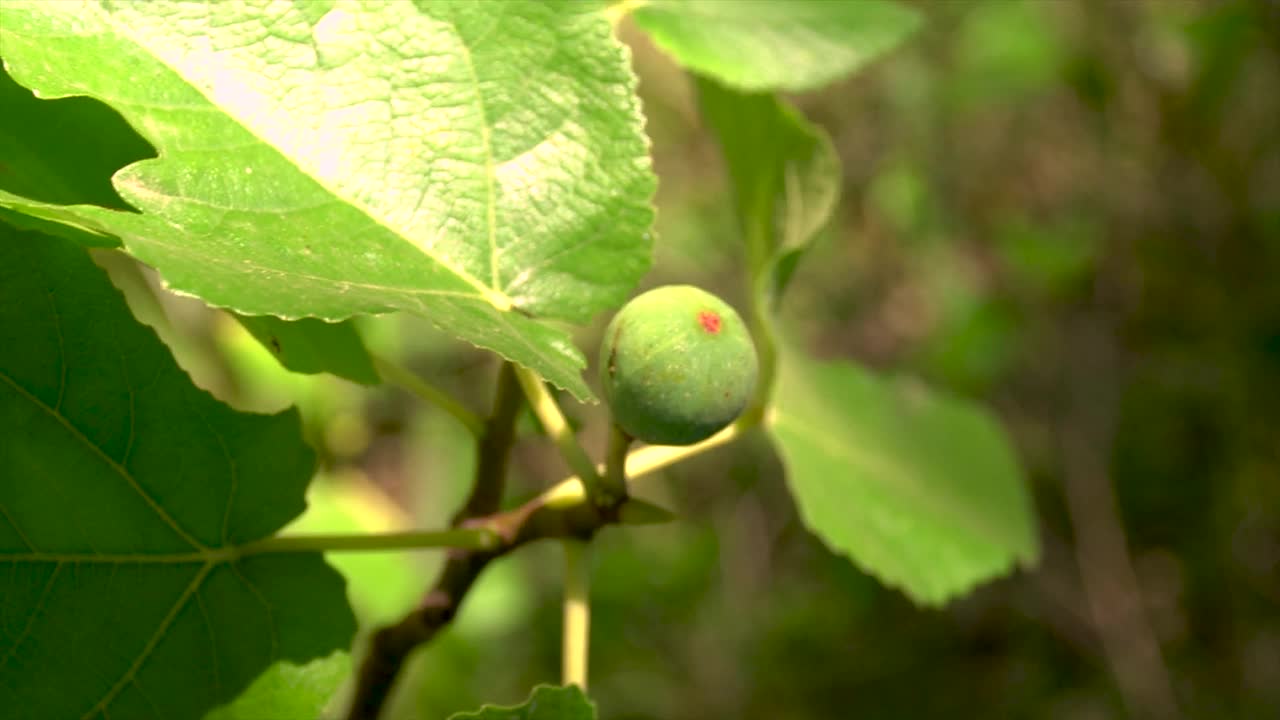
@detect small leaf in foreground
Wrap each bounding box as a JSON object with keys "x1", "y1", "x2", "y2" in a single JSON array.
[
  {"x1": 202, "y1": 653, "x2": 350, "y2": 720},
  {"x1": 769, "y1": 345, "x2": 1039, "y2": 606},
  {"x1": 0, "y1": 227, "x2": 356, "y2": 720},
  {"x1": 696, "y1": 79, "x2": 840, "y2": 301},
  {"x1": 235, "y1": 314, "x2": 379, "y2": 386},
  {"x1": 0, "y1": 63, "x2": 153, "y2": 211},
  {"x1": 633, "y1": 0, "x2": 922, "y2": 92},
  {"x1": 285, "y1": 477, "x2": 421, "y2": 626},
  {"x1": 0, "y1": 192, "x2": 123, "y2": 248},
  {"x1": 448, "y1": 684, "x2": 596, "y2": 720}
]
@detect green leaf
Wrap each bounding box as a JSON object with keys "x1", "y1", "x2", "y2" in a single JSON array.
[
  {"x1": 0, "y1": 63, "x2": 153, "y2": 211},
  {"x1": 203, "y1": 653, "x2": 350, "y2": 720},
  {"x1": 0, "y1": 192, "x2": 123, "y2": 248},
  {"x1": 769, "y1": 346, "x2": 1040, "y2": 606},
  {"x1": 0, "y1": 227, "x2": 356, "y2": 720},
  {"x1": 448, "y1": 685, "x2": 596, "y2": 720},
  {"x1": 285, "y1": 477, "x2": 420, "y2": 626},
  {"x1": 696, "y1": 79, "x2": 840, "y2": 301},
  {"x1": 632, "y1": 0, "x2": 922, "y2": 92},
  {"x1": 0, "y1": 1, "x2": 658, "y2": 400},
  {"x1": 235, "y1": 315, "x2": 379, "y2": 386}
]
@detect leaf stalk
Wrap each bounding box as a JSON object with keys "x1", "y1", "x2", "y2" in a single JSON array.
[
  {"x1": 561, "y1": 539, "x2": 592, "y2": 690},
  {"x1": 513, "y1": 365, "x2": 617, "y2": 508},
  {"x1": 372, "y1": 354, "x2": 485, "y2": 437},
  {"x1": 236, "y1": 528, "x2": 499, "y2": 556}
]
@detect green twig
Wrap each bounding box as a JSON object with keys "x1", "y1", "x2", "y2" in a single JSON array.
[
  {"x1": 236, "y1": 528, "x2": 499, "y2": 556},
  {"x1": 604, "y1": 423, "x2": 632, "y2": 502},
  {"x1": 372, "y1": 354, "x2": 485, "y2": 437},
  {"x1": 603, "y1": 0, "x2": 649, "y2": 27},
  {"x1": 561, "y1": 539, "x2": 592, "y2": 690},
  {"x1": 513, "y1": 365, "x2": 615, "y2": 507},
  {"x1": 743, "y1": 276, "x2": 780, "y2": 425},
  {"x1": 539, "y1": 416, "x2": 754, "y2": 508},
  {"x1": 347, "y1": 360, "x2": 524, "y2": 720}
]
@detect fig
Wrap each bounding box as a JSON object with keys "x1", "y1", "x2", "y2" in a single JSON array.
[{"x1": 600, "y1": 285, "x2": 758, "y2": 445}]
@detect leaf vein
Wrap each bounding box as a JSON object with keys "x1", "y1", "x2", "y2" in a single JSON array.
[
  {"x1": 80, "y1": 562, "x2": 214, "y2": 720},
  {"x1": 194, "y1": 588, "x2": 222, "y2": 696},
  {"x1": 777, "y1": 410, "x2": 1012, "y2": 549},
  {"x1": 47, "y1": 289, "x2": 67, "y2": 413},
  {"x1": 0, "y1": 561, "x2": 62, "y2": 673},
  {"x1": 0, "y1": 369, "x2": 206, "y2": 552},
  {"x1": 0, "y1": 502, "x2": 37, "y2": 552},
  {"x1": 229, "y1": 562, "x2": 280, "y2": 660},
  {"x1": 95, "y1": 10, "x2": 514, "y2": 311},
  {"x1": 448, "y1": 18, "x2": 501, "y2": 291}
]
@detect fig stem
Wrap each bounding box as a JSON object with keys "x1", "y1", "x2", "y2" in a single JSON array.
[
  {"x1": 373, "y1": 354, "x2": 485, "y2": 437},
  {"x1": 512, "y1": 365, "x2": 612, "y2": 507},
  {"x1": 742, "y1": 276, "x2": 779, "y2": 426},
  {"x1": 537, "y1": 417, "x2": 753, "y2": 508},
  {"x1": 603, "y1": 423, "x2": 632, "y2": 503},
  {"x1": 561, "y1": 539, "x2": 592, "y2": 690}
]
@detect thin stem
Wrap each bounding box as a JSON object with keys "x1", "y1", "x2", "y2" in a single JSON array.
[
  {"x1": 347, "y1": 360, "x2": 523, "y2": 720},
  {"x1": 512, "y1": 365, "x2": 613, "y2": 506},
  {"x1": 539, "y1": 417, "x2": 753, "y2": 507},
  {"x1": 372, "y1": 354, "x2": 485, "y2": 437},
  {"x1": 603, "y1": 0, "x2": 649, "y2": 27},
  {"x1": 604, "y1": 423, "x2": 632, "y2": 501},
  {"x1": 628, "y1": 419, "x2": 749, "y2": 480},
  {"x1": 237, "y1": 528, "x2": 499, "y2": 556},
  {"x1": 561, "y1": 540, "x2": 591, "y2": 690},
  {"x1": 740, "y1": 176, "x2": 781, "y2": 425},
  {"x1": 743, "y1": 279, "x2": 780, "y2": 425}
]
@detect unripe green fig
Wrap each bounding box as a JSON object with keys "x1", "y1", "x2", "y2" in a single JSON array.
[{"x1": 600, "y1": 285, "x2": 758, "y2": 446}]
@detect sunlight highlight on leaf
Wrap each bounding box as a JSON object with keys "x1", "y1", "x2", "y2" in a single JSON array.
[{"x1": 0, "y1": 1, "x2": 657, "y2": 399}]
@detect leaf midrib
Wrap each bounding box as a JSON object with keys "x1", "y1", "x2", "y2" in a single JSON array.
[
  {"x1": 94, "y1": 5, "x2": 515, "y2": 312},
  {"x1": 79, "y1": 561, "x2": 214, "y2": 720},
  {"x1": 774, "y1": 404, "x2": 1024, "y2": 554},
  {"x1": 449, "y1": 15, "x2": 502, "y2": 292}
]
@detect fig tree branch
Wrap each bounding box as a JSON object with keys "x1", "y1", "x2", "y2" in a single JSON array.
[
  {"x1": 513, "y1": 365, "x2": 623, "y2": 507},
  {"x1": 344, "y1": 471, "x2": 622, "y2": 720},
  {"x1": 345, "y1": 378, "x2": 756, "y2": 720},
  {"x1": 455, "y1": 362, "x2": 521, "y2": 522},
  {"x1": 347, "y1": 360, "x2": 607, "y2": 720}
]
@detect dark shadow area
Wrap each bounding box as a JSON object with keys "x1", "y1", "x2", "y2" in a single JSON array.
[{"x1": 0, "y1": 61, "x2": 155, "y2": 211}]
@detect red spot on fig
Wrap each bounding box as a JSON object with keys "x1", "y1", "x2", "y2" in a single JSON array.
[{"x1": 697, "y1": 310, "x2": 721, "y2": 334}]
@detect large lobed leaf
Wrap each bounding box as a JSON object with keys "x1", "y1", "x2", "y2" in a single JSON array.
[
  {"x1": 632, "y1": 0, "x2": 922, "y2": 92},
  {"x1": 0, "y1": 225, "x2": 356, "y2": 720},
  {"x1": 770, "y1": 347, "x2": 1040, "y2": 606},
  {"x1": 0, "y1": 0, "x2": 657, "y2": 399},
  {"x1": 0, "y1": 65, "x2": 152, "y2": 214}
]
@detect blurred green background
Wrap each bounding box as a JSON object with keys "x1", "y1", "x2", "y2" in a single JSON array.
[{"x1": 107, "y1": 1, "x2": 1280, "y2": 718}]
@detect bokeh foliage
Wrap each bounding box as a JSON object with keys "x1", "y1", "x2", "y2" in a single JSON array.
[
  {"x1": 261, "y1": 0, "x2": 1280, "y2": 716},
  {"x1": 2, "y1": 0, "x2": 1276, "y2": 718}
]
